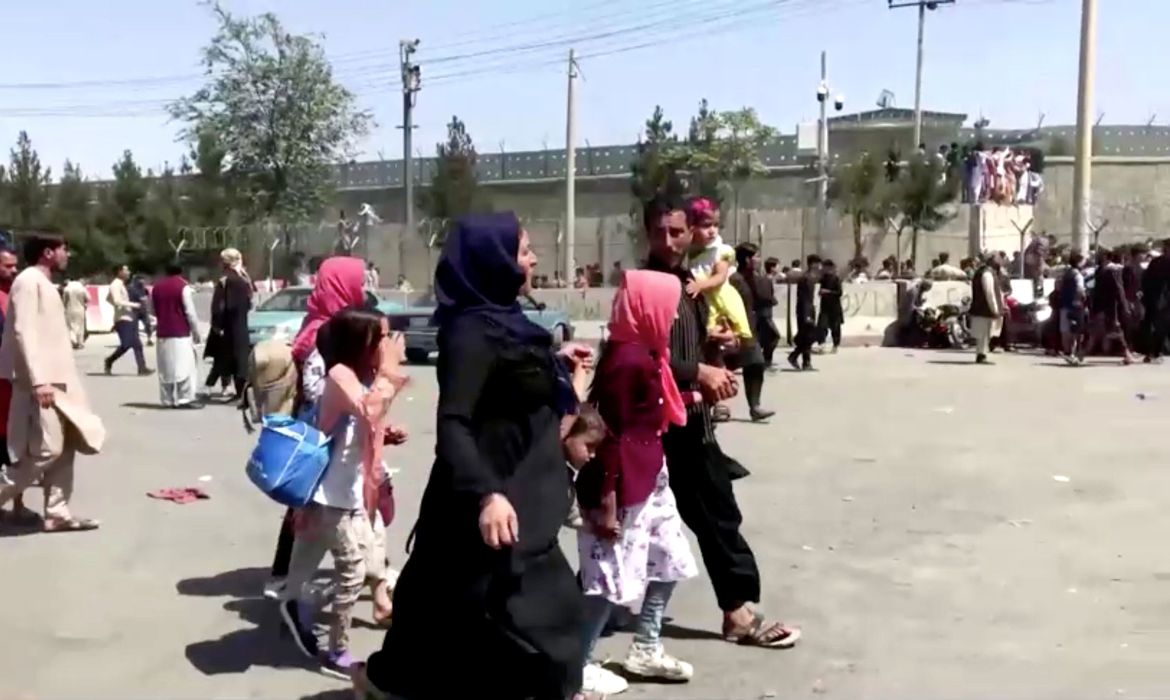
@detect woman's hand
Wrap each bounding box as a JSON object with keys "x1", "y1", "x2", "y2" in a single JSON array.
[
  {"x1": 557, "y1": 342, "x2": 594, "y2": 372},
  {"x1": 479, "y1": 493, "x2": 518, "y2": 549},
  {"x1": 685, "y1": 279, "x2": 703, "y2": 298}
]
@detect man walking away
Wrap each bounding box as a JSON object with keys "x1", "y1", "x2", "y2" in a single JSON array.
[
  {"x1": 1058, "y1": 252, "x2": 1088, "y2": 366},
  {"x1": 62, "y1": 279, "x2": 88, "y2": 349},
  {"x1": 128, "y1": 273, "x2": 153, "y2": 347},
  {"x1": 816, "y1": 258, "x2": 844, "y2": 353},
  {"x1": 970, "y1": 253, "x2": 1006, "y2": 365},
  {"x1": 0, "y1": 246, "x2": 34, "y2": 525},
  {"x1": 728, "y1": 243, "x2": 775, "y2": 422},
  {"x1": 755, "y1": 257, "x2": 781, "y2": 367},
  {"x1": 788, "y1": 255, "x2": 822, "y2": 371},
  {"x1": 0, "y1": 235, "x2": 105, "y2": 533},
  {"x1": 152, "y1": 264, "x2": 203, "y2": 408},
  {"x1": 1141, "y1": 240, "x2": 1170, "y2": 363},
  {"x1": 104, "y1": 265, "x2": 150, "y2": 376}
]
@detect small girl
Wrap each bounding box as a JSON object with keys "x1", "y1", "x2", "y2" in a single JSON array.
[
  {"x1": 683, "y1": 197, "x2": 753, "y2": 343},
  {"x1": 562, "y1": 405, "x2": 607, "y2": 530},
  {"x1": 576, "y1": 270, "x2": 699, "y2": 696},
  {"x1": 279, "y1": 308, "x2": 407, "y2": 679}
]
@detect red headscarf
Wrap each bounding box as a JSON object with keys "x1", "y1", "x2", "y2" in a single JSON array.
[
  {"x1": 606, "y1": 270, "x2": 688, "y2": 430},
  {"x1": 291, "y1": 256, "x2": 366, "y2": 363}
]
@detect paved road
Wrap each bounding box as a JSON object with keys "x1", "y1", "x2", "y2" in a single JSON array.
[{"x1": 3, "y1": 341, "x2": 1169, "y2": 699}]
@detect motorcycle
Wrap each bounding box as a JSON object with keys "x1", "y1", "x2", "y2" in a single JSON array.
[{"x1": 916, "y1": 299, "x2": 972, "y2": 349}]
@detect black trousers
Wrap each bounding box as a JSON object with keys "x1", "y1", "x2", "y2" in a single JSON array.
[
  {"x1": 665, "y1": 423, "x2": 761, "y2": 612},
  {"x1": 106, "y1": 319, "x2": 146, "y2": 371},
  {"x1": 790, "y1": 321, "x2": 815, "y2": 366},
  {"x1": 756, "y1": 314, "x2": 780, "y2": 365},
  {"x1": 817, "y1": 313, "x2": 842, "y2": 348},
  {"x1": 270, "y1": 509, "x2": 295, "y2": 577}
]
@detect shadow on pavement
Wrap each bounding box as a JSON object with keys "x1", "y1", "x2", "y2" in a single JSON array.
[
  {"x1": 659, "y1": 621, "x2": 724, "y2": 641},
  {"x1": 178, "y1": 567, "x2": 312, "y2": 675},
  {"x1": 298, "y1": 691, "x2": 351, "y2": 700},
  {"x1": 926, "y1": 359, "x2": 979, "y2": 365},
  {"x1": 176, "y1": 566, "x2": 269, "y2": 597}
]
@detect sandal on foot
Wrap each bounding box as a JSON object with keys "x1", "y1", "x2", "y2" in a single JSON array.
[
  {"x1": 723, "y1": 611, "x2": 801, "y2": 649},
  {"x1": 43, "y1": 517, "x2": 100, "y2": 533}
]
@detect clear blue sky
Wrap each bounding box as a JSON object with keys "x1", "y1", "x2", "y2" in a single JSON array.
[{"x1": 0, "y1": 0, "x2": 1163, "y2": 180}]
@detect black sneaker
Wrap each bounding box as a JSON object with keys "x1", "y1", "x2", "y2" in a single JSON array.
[
  {"x1": 749, "y1": 408, "x2": 775, "y2": 422},
  {"x1": 103, "y1": 359, "x2": 112, "y2": 375},
  {"x1": 787, "y1": 354, "x2": 801, "y2": 371},
  {"x1": 279, "y1": 599, "x2": 319, "y2": 659}
]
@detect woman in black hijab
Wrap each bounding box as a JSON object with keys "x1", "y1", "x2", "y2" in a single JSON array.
[{"x1": 354, "y1": 213, "x2": 589, "y2": 700}]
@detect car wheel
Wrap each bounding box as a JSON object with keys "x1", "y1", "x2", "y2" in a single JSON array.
[
  {"x1": 405, "y1": 348, "x2": 430, "y2": 365},
  {"x1": 552, "y1": 324, "x2": 567, "y2": 346}
]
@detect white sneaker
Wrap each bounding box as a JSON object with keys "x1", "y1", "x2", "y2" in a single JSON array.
[
  {"x1": 622, "y1": 644, "x2": 693, "y2": 682},
  {"x1": 582, "y1": 663, "x2": 629, "y2": 695},
  {"x1": 262, "y1": 578, "x2": 286, "y2": 600}
]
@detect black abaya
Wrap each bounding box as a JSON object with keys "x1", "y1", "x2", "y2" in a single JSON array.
[{"x1": 365, "y1": 313, "x2": 582, "y2": 700}]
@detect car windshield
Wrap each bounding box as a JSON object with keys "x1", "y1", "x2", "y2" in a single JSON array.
[{"x1": 257, "y1": 289, "x2": 311, "y2": 312}]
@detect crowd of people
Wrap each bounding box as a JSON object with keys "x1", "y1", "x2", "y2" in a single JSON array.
[{"x1": 215, "y1": 203, "x2": 803, "y2": 699}]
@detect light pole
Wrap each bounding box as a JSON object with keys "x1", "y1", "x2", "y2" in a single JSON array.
[
  {"x1": 888, "y1": 0, "x2": 955, "y2": 150},
  {"x1": 814, "y1": 50, "x2": 845, "y2": 255},
  {"x1": 1071, "y1": 0, "x2": 1097, "y2": 253}
]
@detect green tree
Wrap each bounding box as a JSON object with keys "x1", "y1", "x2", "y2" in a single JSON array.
[
  {"x1": 629, "y1": 105, "x2": 687, "y2": 214},
  {"x1": 94, "y1": 150, "x2": 148, "y2": 268},
  {"x1": 51, "y1": 161, "x2": 102, "y2": 272},
  {"x1": 827, "y1": 151, "x2": 885, "y2": 261},
  {"x1": 684, "y1": 107, "x2": 777, "y2": 239},
  {"x1": 419, "y1": 115, "x2": 487, "y2": 241},
  {"x1": 168, "y1": 2, "x2": 373, "y2": 224},
  {"x1": 5, "y1": 131, "x2": 51, "y2": 228},
  {"x1": 142, "y1": 163, "x2": 188, "y2": 267},
  {"x1": 686, "y1": 99, "x2": 720, "y2": 200},
  {"x1": 185, "y1": 128, "x2": 236, "y2": 227},
  {"x1": 891, "y1": 156, "x2": 958, "y2": 268}
]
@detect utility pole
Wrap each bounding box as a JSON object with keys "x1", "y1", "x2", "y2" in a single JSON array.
[
  {"x1": 1071, "y1": 0, "x2": 1097, "y2": 253},
  {"x1": 888, "y1": 0, "x2": 955, "y2": 150},
  {"x1": 817, "y1": 51, "x2": 829, "y2": 252},
  {"x1": 399, "y1": 39, "x2": 421, "y2": 252},
  {"x1": 564, "y1": 49, "x2": 578, "y2": 282},
  {"x1": 813, "y1": 51, "x2": 843, "y2": 255}
]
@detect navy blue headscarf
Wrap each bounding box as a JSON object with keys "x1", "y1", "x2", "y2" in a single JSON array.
[{"x1": 434, "y1": 212, "x2": 577, "y2": 414}]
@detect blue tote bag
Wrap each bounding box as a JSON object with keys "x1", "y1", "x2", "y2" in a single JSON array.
[{"x1": 246, "y1": 412, "x2": 333, "y2": 507}]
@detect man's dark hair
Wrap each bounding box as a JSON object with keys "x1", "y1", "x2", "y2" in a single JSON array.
[
  {"x1": 734, "y1": 242, "x2": 759, "y2": 270},
  {"x1": 23, "y1": 235, "x2": 65, "y2": 266},
  {"x1": 790, "y1": 259, "x2": 802, "y2": 268},
  {"x1": 642, "y1": 193, "x2": 685, "y2": 234},
  {"x1": 1068, "y1": 252, "x2": 1085, "y2": 268},
  {"x1": 764, "y1": 257, "x2": 779, "y2": 273},
  {"x1": 112, "y1": 263, "x2": 128, "y2": 274},
  {"x1": 823, "y1": 258, "x2": 836, "y2": 269},
  {"x1": 165, "y1": 263, "x2": 183, "y2": 276},
  {"x1": 806, "y1": 254, "x2": 823, "y2": 266},
  {"x1": 938, "y1": 252, "x2": 950, "y2": 264}
]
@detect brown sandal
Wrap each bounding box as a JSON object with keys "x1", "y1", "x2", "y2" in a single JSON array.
[{"x1": 724, "y1": 611, "x2": 801, "y2": 649}]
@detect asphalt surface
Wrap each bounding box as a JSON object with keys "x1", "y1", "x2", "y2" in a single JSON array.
[{"x1": 3, "y1": 340, "x2": 1170, "y2": 699}]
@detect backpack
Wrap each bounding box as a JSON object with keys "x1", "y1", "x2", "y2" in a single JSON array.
[
  {"x1": 245, "y1": 409, "x2": 333, "y2": 508},
  {"x1": 241, "y1": 339, "x2": 299, "y2": 433}
]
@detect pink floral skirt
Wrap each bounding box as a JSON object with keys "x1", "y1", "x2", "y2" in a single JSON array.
[{"x1": 577, "y1": 466, "x2": 698, "y2": 606}]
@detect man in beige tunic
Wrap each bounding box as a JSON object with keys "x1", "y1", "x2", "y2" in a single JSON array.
[{"x1": 0, "y1": 236, "x2": 105, "y2": 532}]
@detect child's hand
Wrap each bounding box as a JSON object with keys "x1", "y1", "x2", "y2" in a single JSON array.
[
  {"x1": 591, "y1": 491, "x2": 621, "y2": 541},
  {"x1": 685, "y1": 279, "x2": 703, "y2": 298},
  {"x1": 384, "y1": 424, "x2": 409, "y2": 445}
]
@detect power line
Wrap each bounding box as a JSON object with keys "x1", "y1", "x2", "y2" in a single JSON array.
[{"x1": 0, "y1": 0, "x2": 852, "y2": 118}]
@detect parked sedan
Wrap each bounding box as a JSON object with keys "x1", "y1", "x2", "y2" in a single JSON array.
[
  {"x1": 390, "y1": 296, "x2": 573, "y2": 364},
  {"x1": 247, "y1": 286, "x2": 404, "y2": 345}
]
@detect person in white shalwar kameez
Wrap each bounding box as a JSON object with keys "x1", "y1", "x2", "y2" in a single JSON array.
[{"x1": 150, "y1": 265, "x2": 203, "y2": 408}]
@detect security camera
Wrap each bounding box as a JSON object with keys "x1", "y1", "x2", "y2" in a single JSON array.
[
  {"x1": 834, "y1": 94, "x2": 845, "y2": 112},
  {"x1": 816, "y1": 83, "x2": 828, "y2": 102}
]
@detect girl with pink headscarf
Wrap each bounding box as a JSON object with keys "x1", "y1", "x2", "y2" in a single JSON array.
[{"x1": 574, "y1": 270, "x2": 700, "y2": 695}]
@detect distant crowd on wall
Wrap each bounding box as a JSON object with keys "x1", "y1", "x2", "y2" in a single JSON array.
[{"x1": 952, "y1": 142, "x2": 1045, "y2": 206}]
